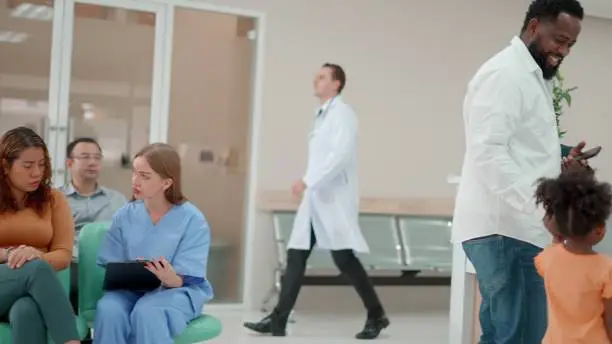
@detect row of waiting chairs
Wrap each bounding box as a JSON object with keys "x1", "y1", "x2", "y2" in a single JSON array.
[
  {"x1": 261, "y1": 211, "x2": 453, "y2": 311},
  {"x1": 0, "y1": 222, "x2": 222, "y2": 343}
]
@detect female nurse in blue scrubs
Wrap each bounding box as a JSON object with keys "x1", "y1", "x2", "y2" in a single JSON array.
[{"x1": 93, "y1": 143, "x2": 213, "y2": 344}]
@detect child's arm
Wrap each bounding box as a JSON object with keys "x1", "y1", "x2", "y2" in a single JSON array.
[
  {"x1": 603, "y1": 266, "x2": 612, "y2": 341},
  {"x1": 604, "y1": 298, "x2": 612, "y2": 341},
  {"x1": 534, "y1": 252, "x2": 546, "y2": 277}
]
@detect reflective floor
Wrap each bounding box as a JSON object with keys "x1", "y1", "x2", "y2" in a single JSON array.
[
  {"x1": 208, "y1": 309, "x2": 448, "y2": 343},
  {"x1": 205, "y1": 286, "x2": 450, "y2": 343}
]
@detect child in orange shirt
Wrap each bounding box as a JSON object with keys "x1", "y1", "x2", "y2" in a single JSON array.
[{"x1": 534, "y1": 169, "x2": 612, "y2": 343}]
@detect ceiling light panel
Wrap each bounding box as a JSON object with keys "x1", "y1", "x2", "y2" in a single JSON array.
[
  {"x1": 11, "y1": 3, "x2": 54, "y2": 21},
  {"x1": 0, "y1": 30, "x2": 29, "y2": 43}
]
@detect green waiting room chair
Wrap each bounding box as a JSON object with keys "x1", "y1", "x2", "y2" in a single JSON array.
[
  {"x1": 78, "y1": 222, "x2": 222, "y2": 343},
  {"x1": 0, "y1": 265, "x2": 88, "y2": 343}
]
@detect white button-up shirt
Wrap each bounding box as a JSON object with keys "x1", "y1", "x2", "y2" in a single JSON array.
[{"x1": 451, "y1": 36, "x2": 561, "y2": 249}]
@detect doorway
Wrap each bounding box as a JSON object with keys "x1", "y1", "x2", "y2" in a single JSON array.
[{"x1": 0, "y1": 0, "x2": 264, "y2": 304}]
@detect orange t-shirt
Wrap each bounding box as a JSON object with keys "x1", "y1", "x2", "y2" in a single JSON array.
[{"x1": 535, "y1": 244, "x2": 612, "y2": 344}]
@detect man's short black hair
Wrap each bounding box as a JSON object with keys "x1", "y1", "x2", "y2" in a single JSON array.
[
  {"x1": 521, "y1": 0, "x2": 585, "y2": 33},
  {"x1": 67, "y1": 137, "x2": 102, "y2": 157},
  {"x1": 322, "y1": 63, "x2": 346, "y2": 94}
]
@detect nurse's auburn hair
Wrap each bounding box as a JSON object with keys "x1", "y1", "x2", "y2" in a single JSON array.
[
  {"x1": 534, "y1": 168, "x2": 611, "y2": 238},
  {"x1": 133, "y1": 143, "x2": 186, "y2": 205}
]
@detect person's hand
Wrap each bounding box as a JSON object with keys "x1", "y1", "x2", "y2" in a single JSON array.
[
  {"x1": 562, "y1": 155, "x2": 588, "y2": 171},
  {"x1": 7, "y1": 245, "x2": 43, "y2": 269},
  {"x1": 144, "y1": 257, "x2": 183, "y2": 288},
  {"x1": 562, "y1": 141, "x2": 588, "y2": 171},
  {"x1": 292, "y1": 180, "x2": 307, "y2": 200},
  {"x1": 568, "y1": 141, "x2": 586, "y2": 158},
  {"x1": 0, "y1": 248, "x2": 9, "y2": 264}
]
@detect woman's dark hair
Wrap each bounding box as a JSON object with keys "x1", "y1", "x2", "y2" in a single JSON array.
[
  {"x1": 0, "y1": 127, "x2": 53, "y2": 215},
  {"x1": 132, "y1": 143, "x2": 186, "y2": 205},
  {"x1": 535, "y1": 169, "x2": 612, "y2": 237}
]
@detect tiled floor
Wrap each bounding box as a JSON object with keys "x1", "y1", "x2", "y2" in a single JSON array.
[
  {"x1": 207, "y1": 309, "x2": 449, "y2": 343},
  {"x1": 205, "y1": 286, "x2": 451, "y2": 343}
]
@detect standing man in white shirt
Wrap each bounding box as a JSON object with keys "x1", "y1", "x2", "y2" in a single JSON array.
[
  {"x1": 243, "y1": 63, "x2": 389, "y2": 339},
  {"x1": 452, "y1": 0, "x2": 587, "y2": 343}
]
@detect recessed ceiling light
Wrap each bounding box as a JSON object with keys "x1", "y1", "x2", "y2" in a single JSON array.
[
  {"x1": 0, "y1": 30, "x2": 29, "y2": 43},
  {"x1": 11, "y1": 3, "x2": 54, "y2": 21}
]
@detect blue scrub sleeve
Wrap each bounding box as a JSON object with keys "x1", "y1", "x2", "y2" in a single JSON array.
[{"x1": 172, "y1": 216, "x2": 210, "y2": 279}]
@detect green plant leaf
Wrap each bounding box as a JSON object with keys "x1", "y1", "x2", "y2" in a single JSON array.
[
  {"x1": 563, "y1": 93, "x2": 572, "y2": 106},
  {"x1": 552, "y1": 70, "x2": 576, "y2": 138}
]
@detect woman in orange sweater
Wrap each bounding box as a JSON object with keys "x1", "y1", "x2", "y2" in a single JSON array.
[{"x1": 0, "y1": 127, "x2": 80, "y2": 344}]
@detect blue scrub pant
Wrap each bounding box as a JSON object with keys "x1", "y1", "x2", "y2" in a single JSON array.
[{"x1": 93, "y1": 289, "x2": 194, "y2": 344}]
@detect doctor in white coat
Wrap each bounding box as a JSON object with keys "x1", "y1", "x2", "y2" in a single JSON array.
[{"x1": 243, "y1": 63, "x2": 388, "y2": 340}]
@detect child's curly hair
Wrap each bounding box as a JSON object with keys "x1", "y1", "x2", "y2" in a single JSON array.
[{"x1": 535, "y1": 169, "x2": 612, "y2": 238}]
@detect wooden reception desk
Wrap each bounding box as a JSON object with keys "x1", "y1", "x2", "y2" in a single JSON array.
[{"x1": 258, "y1": 191, "x2": 479, "y2": 344}]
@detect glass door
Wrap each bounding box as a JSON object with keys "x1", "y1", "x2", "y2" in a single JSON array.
[
  {"x1": 163, "y1": 7, "x2": 257, "y2": 303},
  {"x1": 51, "y1": 0, "x2": 168, "y2": 195}
]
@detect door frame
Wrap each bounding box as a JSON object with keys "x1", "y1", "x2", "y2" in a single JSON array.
[
  {"x1": 151, "y1": 0, "x2": 266, "y2": 308},
  {"x1": 51, "y1": 0, "x2": 169, "y2": 186}
]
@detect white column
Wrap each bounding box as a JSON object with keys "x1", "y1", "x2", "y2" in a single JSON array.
[
  {"x1": 447, "y1": 175, "x2": 478, "y2": 344},
  {"x1": 449, "y1": 246, "x2": 477, "y2": 344}
]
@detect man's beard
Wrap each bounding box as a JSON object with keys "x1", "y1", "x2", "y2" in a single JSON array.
[{"x1": 527, "y1": 41, "x2": 562, "y2": 80}]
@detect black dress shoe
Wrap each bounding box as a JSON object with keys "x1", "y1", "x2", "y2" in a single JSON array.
[
  {"x1": 355, "y1": 315, "x2": 390, "y2": 340},
  {"x1": 243, "y1": 314, "x2": 287, "y2": 336}
]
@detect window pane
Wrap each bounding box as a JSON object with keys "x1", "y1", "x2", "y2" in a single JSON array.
[{"x1": 0, "y1": 0, "x2": 55, "y2": 137}]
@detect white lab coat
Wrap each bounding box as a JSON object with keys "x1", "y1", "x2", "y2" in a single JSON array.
[{"x1": 287, "y1": 97, "x2": 369, "y2": 252}]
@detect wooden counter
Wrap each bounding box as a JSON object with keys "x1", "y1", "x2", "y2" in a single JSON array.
[{"x1": 258, "y1": 191, "x2": 455, "y2": 217}]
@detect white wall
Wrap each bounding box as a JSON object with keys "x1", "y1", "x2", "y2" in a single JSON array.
[
  {"x1": 192, "y1": 0, "x2": 612, "y2": 198},
  {"x1": 197, "y1": 0, "x2": 612, "y2": 308}
]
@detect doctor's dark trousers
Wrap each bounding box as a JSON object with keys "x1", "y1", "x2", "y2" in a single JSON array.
[{"x1": 274, "y1": 225, "x2": 384, "y2": 318}]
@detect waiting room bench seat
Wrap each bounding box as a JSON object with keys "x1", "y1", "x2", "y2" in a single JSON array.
[
  {"x1": 261, "y1": 211, "x2": 453, "y2": 311},
  {"x1": 397, "y1": 216, "x2": 453, "y2": 272},
  {"x1": 272, "y1": 211, "x2": 452, "y2": 273}
]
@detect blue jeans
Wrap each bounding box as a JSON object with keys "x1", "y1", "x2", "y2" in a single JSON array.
[{"x1": 463, "y1": 235, "x2": 547, "y2": 344}]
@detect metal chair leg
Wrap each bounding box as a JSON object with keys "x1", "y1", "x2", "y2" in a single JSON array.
[
  {"x1": 260, "y1": 285, "x2": 278, "y2": 313},
  {"x1": 260, "y1": 267, "x2": 282, "y2": 313}
]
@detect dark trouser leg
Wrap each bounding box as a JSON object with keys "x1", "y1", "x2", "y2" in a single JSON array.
[
  {"x1": 462, "y1": 235, "x2": 544, "y2": 344},
  {"x1": 70, "y1": 261, "x2": 78, "y2": 313},
  {"x1": 9, "y1": 296, "x2": 47, "y2": 344},
  {"x1": 0, "y1": 260, "x2": 80, "y2": 343},
  {"x1": 273, "y1": 229, "x2": 316, "y2": 317},
  {"x1": 331, "y1": 250, "x2": 384, "y2": 318}
]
